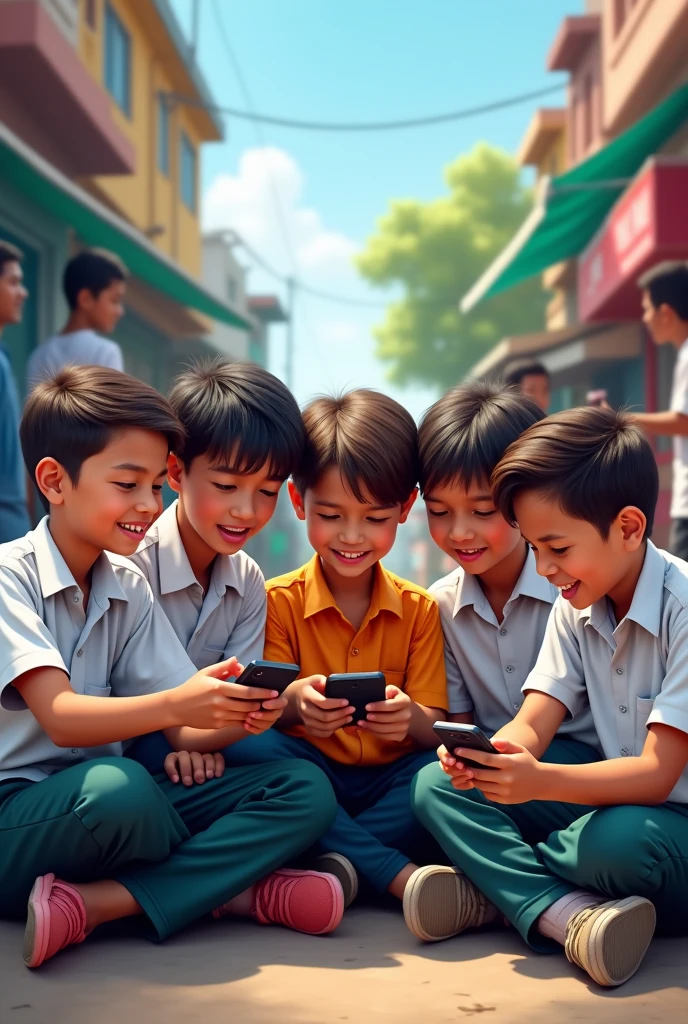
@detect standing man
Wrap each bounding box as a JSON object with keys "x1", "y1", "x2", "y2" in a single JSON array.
[
  {"x1": 627, "y1": 262, "x2": 688, "y2": 560},
  {"x1": 0, "y1": 241, "x2": 30, "y2": 542},
  {"x1": 503, "y1": 358, "x2": 551, "y2": 413}
]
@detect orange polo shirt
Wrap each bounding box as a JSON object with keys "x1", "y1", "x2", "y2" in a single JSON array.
[{"x1": 264, "y1": 555, "x2": 448, "y2": 766}]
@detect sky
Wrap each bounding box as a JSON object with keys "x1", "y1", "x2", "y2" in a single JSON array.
[{"x1": 170, "y1": 0, "x2": 582, "y2": 420}]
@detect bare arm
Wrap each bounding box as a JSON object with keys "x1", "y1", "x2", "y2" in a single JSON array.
[
  {"x1": 494, "y1": 691, "x2": 567, "y2": 759},
  {"x1": 629, "y1": 410, "x2": 688, "y2": 437},
  {"x1": 408, "y1": 702, "x2": 446, "y2": 746}
]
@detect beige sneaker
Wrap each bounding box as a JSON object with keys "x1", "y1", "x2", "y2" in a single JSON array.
[
  {"x1": 312, "y1": 853, "x2": 358, "y2": 908},
  {"x1": 565, "y1": 896, "x2": 656, "y2": 987},
  {"x1": 403, "y1": 865, "x2": 494, "y2": 942}
]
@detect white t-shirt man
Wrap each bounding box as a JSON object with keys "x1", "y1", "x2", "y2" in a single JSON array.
[{"x1": 26, "y1": 330, "x2": 123, "y2": 391}]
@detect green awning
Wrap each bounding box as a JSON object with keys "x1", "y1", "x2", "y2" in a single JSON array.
[
  {"x1": 461, "y1": 81, "x2": 688, "y2": 313},
  {"x1": 0, "y1": 124, "x2": 251, "y2": 331}
]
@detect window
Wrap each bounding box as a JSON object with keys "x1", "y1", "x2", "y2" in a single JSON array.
[
  {"x1": 583, "y1": 74, "x2": 593, "y2": 151},
  {"x1": 158, "y1": 97, "x2": 170, "y2": 176},
  {"x1": 85, "y1": 0, "x2": 97, "y2": 31},
  {"x1": 180, "y1": 132, "x2": 196, "y2": 211},
  {"x1": 104, "y1": 3, "x2": 131, "y2": 116}
]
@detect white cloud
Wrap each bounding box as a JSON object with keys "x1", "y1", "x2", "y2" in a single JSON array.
[
  {"x1": 201, "y1": 145, "x2": 436, "y2": 423},
  {"x1": 203, "y1": 147, "x2": 357, "y2": 280}
]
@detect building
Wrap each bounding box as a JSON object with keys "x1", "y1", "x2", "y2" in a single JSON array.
[
  {"x1": 0, "y1": 0, "x2": 251, "y2": 396},
  {"x1": 462, "y1": 0, "x2": 688, "y2": 545}
]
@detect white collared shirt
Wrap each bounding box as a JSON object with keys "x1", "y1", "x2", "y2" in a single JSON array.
[
  {"x1": 0, "y1": 518, "x2": 196, "y2": 783},
  {"x1": 430, "y1": 549, "x2": 598, "y2": 746},
  {"x1": 525, "y1": 542, "x2": 688, "y2": 803},
  {"x1": 130, "y1": 501, "x2": 267, "y2": 670},
  {"x1": 669, "y1": 337, "x2": 688, "y2": 518},
  {"x1": 26, "y1": 330, "x2": 124, "y2": 390}
]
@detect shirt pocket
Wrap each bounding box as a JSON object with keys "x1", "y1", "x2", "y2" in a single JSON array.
[
  {"x1": 635, "y1": 696, "x2": 655, "y2": 753},
  {"x1": 382, "y1": 670, "x2": 406, "y2": 693},
  {"x1": 85, "y1": 684, "x2": 112, "y2": 698}
]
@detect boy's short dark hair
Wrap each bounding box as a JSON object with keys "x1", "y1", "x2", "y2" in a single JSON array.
[
  {"x1": 21, "y1": 365, "x2": 184, "y2": 510},
  {"x1": 292, "y1": 389, "x2": 418, "y2": 506},
  {"x1": 168, "y1": 358, "x2": 305, "y2": 479},
  {"x1": 491, "y1": 406, "x2": 659, "y2": 539},
  {"x1": 418, "y1": 379, "x2": 545, "y2": 494},
  {"x1": 638, "y1": 261, "x2": 688, "y2": 321},
  {"x1": 0, "y1": 240, "x2": 23, "y2": 275},
  {"x1": 63, "y1": 249, "x2": 128, "y2": 310},
  {"x1": 503, "y1": 358, "x2": 550, "y2": 389}
]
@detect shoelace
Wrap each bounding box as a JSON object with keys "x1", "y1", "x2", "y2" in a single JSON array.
[
  {"x1": 456, "y1": 875, "x2": 489, "y2": 932},
  {"x1": 253, "y1": 872, "x2": 296, "y2": 925},
  {"x1": 564, "y1": 904, "x2": 602, "y2": 969},
  {"x1": 50, "y1": 882, "x2": 88, "y2": 949}
]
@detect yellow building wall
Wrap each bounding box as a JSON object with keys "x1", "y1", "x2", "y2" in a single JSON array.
[{"x1": 76, "y1": 0, "x2": 202, "y2": 278}]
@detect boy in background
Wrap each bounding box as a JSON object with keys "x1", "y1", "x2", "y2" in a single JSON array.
[
  {"x1": 503, "y1": 358, "x2": 551, "y2": 414},
  {"x1": 26, "y1": 249, "x2": 125, "y2": 389}
]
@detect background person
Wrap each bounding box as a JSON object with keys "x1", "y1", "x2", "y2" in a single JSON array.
[
  {"x1": 0, "y1": 240, "x2": 30, "y2": 542},
  {"x1": 503, "y1": 358, "x2": 551, "y2": 414}
]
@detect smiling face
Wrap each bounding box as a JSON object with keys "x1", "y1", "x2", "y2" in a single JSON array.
[
  {"x1": 290, "y1": 465, "x2": 415, "y2": 582},
  {"x1": 512, "y1": 489, "x2": 646, "y2": 617},
  {"x1": 424, "y1": 477, "x2": 523, "y2": 576},
  {"x1": 37, "y1": 427, "x2": 169, "y2": 561},
  {"x1": 169, "y1": 450, "x2": 284, "y2": 562}
]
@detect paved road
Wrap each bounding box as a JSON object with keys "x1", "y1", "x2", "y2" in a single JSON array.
[{"x1": 1, "y1": 906, "x2": 687, "y2": 1023}]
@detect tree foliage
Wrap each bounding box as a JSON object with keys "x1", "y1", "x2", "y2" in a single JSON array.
[{"x1": 356, "y1": 143, "x2": 548, "y2": 387}]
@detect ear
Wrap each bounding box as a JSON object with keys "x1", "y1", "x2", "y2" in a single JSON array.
[
  {"x1": 34, "y1": 457, "x2": 69, "y2": 507},
  {"x1": 398, "y1": 487, "x2": 418, "y2": 525},
  {"x1": 166, "y1": 452, "x2": 184, "y2": 494},
  {"x1": 76, "y1": 286, "x2": 96, "y2": 313},
  {"x1": 616, "y1": 505, "x2": 646, "y2": 551},
  {"x1": 288, "y1": 479, "x2": 306, "y2": 521}
]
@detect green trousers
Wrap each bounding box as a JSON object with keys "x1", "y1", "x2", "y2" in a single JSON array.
[
  {"x1": 0, "y1": 757, "x2": 337, "y2": 941},
  {"x1": 412, "y1": 756, "x2": 688, "y2": 951}
]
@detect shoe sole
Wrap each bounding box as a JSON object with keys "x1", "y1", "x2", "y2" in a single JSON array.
[
  {"x1": 585, "y1": 897, "x2": 656, "y2": 987},
  {"x1": 273, "y1": 869, "x2": 345, "y2": 935},
  {"x1": 313, "y1": 854, "x2": 358, "y2": 908},
  {"x1": 403, "y1": 866, "x2": 467, "y2": 942},
  {"x1": 24, "y1": 874, "x2": 52, "y2": 969}
]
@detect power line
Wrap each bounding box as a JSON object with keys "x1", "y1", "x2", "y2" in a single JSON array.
[{"x1": 167, "y1": 82, "x2": 565, "y2": 133}]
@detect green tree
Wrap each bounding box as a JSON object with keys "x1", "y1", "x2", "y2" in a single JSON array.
[{"x1": 356, "y1": 143, "x2": 548, "y2": 387}]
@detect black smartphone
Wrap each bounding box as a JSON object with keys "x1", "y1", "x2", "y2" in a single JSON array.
[
  {"x1": 234, "y1": 660, "x2": 300, "y2": 696},
  {"x1": 325, "y1": 672, "x2": 387, "y2": 723},
  {"x1": 433, "y1": 721, "x2": 500, "y2": 770}
]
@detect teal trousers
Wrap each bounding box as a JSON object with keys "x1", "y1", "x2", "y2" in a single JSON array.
[
  {"x1": 412, "y1": 751, "x2": 688, "y2": 951},
  {"x1": 0, "y1": 757, "x2": 337, "y2": 941}
]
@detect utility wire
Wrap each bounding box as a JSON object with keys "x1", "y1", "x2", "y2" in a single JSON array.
[{"x1": 169, "y1": 82, "x2": 565, "y2": 133}]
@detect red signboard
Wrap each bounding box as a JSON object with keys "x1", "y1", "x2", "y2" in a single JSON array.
[{"x1": 578, "y1": 160, "x2": 688, "y2": 322}]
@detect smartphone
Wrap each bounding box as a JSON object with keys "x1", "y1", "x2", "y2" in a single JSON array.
[
  {"x1": 325, "y1": 672, "x2": 387, "y2": 723},
  {"x1": 433, "y1": 721, "x2": 500, "y2": 770},
  {"x1": 234, "y1": 660, "x2": 300, "y2": 696}
]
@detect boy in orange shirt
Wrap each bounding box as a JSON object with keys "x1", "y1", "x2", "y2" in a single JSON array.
[{"x1": 226, "y1": 390, "x2": 448, "y2": 913}]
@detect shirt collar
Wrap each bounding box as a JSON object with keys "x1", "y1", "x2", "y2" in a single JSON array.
[
  {"x1": 31, "y1": 516, "x2": 127, "y2": 604},
  {"x1": 303, "y1": 555, "x2": 403, "y2": 620},
  {"x1": 155, "y1": 500, "x2": 245, "y2": 598},
  {"x1": 587, "y1": 541, "x2": 665, "y2": 638},
  {"x1": 452, "y1": 547, "x2": 554, "y2": 618}
]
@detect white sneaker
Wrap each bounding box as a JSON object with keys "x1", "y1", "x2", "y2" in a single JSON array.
[
  {"x1": 565, "y1": 896, "x2": 656, "y2": 987},
  {"x1": 403, "y1": 865, "x2": 495, "y2": 942}
]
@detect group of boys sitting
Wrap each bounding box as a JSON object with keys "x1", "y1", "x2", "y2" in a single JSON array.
[{"x1": 1, "y1": 356, "x2": 687, "y2": 991}]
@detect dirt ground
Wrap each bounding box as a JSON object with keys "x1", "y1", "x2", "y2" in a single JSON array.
[{"x1": 1, "y1": 905, "x2": 686, "y2": 1024}]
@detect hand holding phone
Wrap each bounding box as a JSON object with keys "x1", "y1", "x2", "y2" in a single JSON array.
[
  {"x1": 433, "y1": 722, "x2": 500, "y2": 770},
  {"x1": 234, "y1": 660, "x2": 300, "y2": 695},
  {"x1": 325, "y1": 672, "x2": 387, "y2": 724},
  {"x1": 294, "y1": 675, "x2": 355, "y2": 738}
]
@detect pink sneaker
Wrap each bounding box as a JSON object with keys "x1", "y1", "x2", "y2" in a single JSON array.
[
  {"x1": 214, "y1": 869, "x2": 344, "y2": 935},
  {"x1": 23, "y1": 873, "x2": 88, "y2": 968}
]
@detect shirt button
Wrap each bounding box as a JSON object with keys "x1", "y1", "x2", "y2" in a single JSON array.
[
  {"x1": 513, "y1": 702, "x2": 521, "y2": 710},
  {"x1": 621, "y1": 747, "x2": 631, "y2": 756},
  {"x1": 616, "y1": 668, "x2": 623, "y2": 675},
  {"x1": 72, "y1": 594, "x2": 80, "y2": 604},
  {"x1": 619, "y1": 705, "x2": 627, "y2": 713},
  {"x1": 351, "y1": 648, "x2": 359, "y2": 657},
  {"x1": 499, "y1": 629, "x2": 507, "y2": 636},
  {"x1": 76, "y1": 649, "x2": 83, "y2": 658},
  {"x1": 71, "y1": 748, "x2": 80, "y2": 755},
  {"x1": 505, "y1": 665, "x2": 515, "y2": 673}
]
